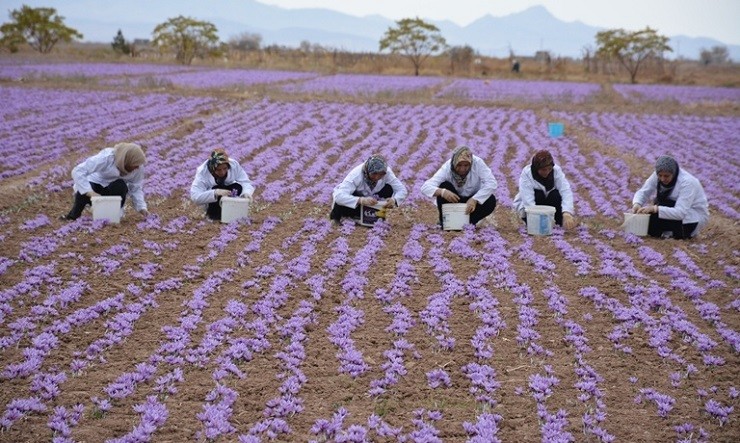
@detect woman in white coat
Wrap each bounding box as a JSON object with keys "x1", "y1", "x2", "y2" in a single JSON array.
[
  {"x1": 62, "y1": 142, "x2": 148, "y2": 220},
  {"x1": 632, "y1": 155, "x2": 709, "y2": 239},
  {"x1": 513, "y1": 150, "x2": 577, "y2": 230},
  {"x1": 330, "y1": 155, "x2": 407, "y2": 223},
  {"x1": 190, "y1": 148, "x2": 255, "y2": 220},
  {"x1": 420, "y1": 145, "x2": 498, "y2": 226}
]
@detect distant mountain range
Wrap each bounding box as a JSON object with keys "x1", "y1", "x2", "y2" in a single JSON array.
[{"x1": 37, "y1": 0, "x2": 740, "y2": 60}]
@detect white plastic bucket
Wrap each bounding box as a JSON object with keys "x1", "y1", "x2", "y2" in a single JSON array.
[
  {"x1": 442, "y1": 203, "x2": 469, "y2": 230},
  {"x1": 525, "y1": 205, "x2": 556, "y2": 235},
  {"x1": 359, "y1": 202, "x2": 386, "y2": 227},
  {"x1": 220, "y1": 197, "x2": 249, "y2": 223},
  {"x1": 91, "y1": 196, "x2": 121, "y2": 224},
  {"x1": 622, "y1": 212, "x2": 650, "y2": 236}
]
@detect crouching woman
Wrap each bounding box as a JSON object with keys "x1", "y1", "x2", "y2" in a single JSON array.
[
  {"x1": 632, "y1": 155, "x2": 709, "y2": 239},
  {"x1": 62, "y1": 142, "x2": 148, "y2": 220},
  {"x1": 512, "y1": 150, "x2": 577, "y2": 230},
  {"x1": 190, "y1": 148, "x2": 255, "y2": 220}
]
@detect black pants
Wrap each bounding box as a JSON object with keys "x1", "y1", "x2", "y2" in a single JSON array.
[
  {"x1": 330, "y1": 184, "x2": 393, "y2": 222},
  {"x1": 65, "y1": 179, "x2": 127, "y2": 220},
  {"x1": 534, "y1": 189, "x2": 564, "y2": 226},
  {"x1": 647, "y1": 198, "x2": 697, "y2": 239},
  {"x1": 436, "y1": 181, "x2": 497, "y2": 226},
  {"x1": 206, "y1": 183, "x2": 243, "y2": 220},
  {"x1": 647, "y1": 214, "x2": 697, "y2": 239}
]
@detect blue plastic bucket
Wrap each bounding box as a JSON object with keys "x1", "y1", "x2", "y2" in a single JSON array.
[{"x1": 548, "y1": 122, "x2": 564, "y2": 138}]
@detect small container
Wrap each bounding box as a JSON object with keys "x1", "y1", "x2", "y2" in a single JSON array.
[
  {"x1": 548, "y1": 122, "x2": 564, "y2": 138},
  {"x1": 220, "y1": 196, "x2": 249, "y2": 223},
  {"x1": 525, "y1": 205, "x2": 556, "y2": 235},
  {"x1": 442, "y1": 203, "x2": 469, "y2": 230},
  {"x1": 622, "y1": 212, "x2": 650, "y2": 236},
  {"x1": 359, "y1": 201, "x2": 386, "y2": 227},
  {"x1": 91, "y1": 196, "x2": 122, "y2": 224}
]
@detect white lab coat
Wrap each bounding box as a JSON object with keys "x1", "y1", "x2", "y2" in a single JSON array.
[
  {"x1": 420, "y1": 155, "x2": 497, "y2": 203},
  {"x1": 512, "y1": 165, "x2": 574, "y2": 218},
  {"x1": 190, "y1": 159, "x2": 254, "y2": 206},
  {"x1": 332, "y1": 163, "x2": 407, "y2": 208},
  {"x1": 71, "y1": 148, "x2": 147, "y2": 212},
  {"x1": 632, "y1": 169, "x2": 709, "y2": 236}
]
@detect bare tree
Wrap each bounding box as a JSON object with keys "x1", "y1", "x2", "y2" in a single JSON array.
[
  {"x1": 448, "y1": 45, "x2": 475, "y2": 74},
  {"x1": 700, "y1": 46, "x2": 729, "y2": 65},
  {"x1": 228, "y1": 32, "x2": 262, "y2": 52}
]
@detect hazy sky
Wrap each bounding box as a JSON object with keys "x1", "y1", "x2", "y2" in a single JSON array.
[{"x1": 260, "y1": 0, "x2": 740, "y2": 45}]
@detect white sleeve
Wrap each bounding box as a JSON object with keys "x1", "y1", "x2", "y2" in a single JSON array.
[
  {"x1": 554, "y1": 167, "x2": 574, "y2": 214},
  {"x1": 471, "y1": 159, "x2": 497, "y2": 203},
  {"x1": 232, "y1": 163, "x2": 255, "y2": 198},
  {"x1": 126, "y1": 167, "x2": 147, "y2": 211},
  {"x1": 190, "y1": 164, "x2": 217, "y2": 205},
  {"x1": 633, "y1": 173, "x2": 657, "y2": 206},
  {"x1": 658, "y1": 178, "x2": 695, "y2": 221},
  {"x1": 332, "y1": 167, "x2": 362, "y2": 208},
  {"x1": 518, "y1": 168, "x2": 537, "y2": 209},
  {"x1": 71, "y1": 151, "x2": 108, "y2": 195},
  {"x1": 420, "y1": 163, "x2": 450, "y2": 198},
  {"x1": 385, "y1": 168, "x2": 408, "y2": 205}
]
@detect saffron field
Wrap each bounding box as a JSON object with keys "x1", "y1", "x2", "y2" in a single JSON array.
[{"x1": 0, "y1": 61, "x2": 738, "y2": 442}]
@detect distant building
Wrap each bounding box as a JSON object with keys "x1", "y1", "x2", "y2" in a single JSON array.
[{"x1": 534, "y1": 51, "x2": 551, "y2": 65}]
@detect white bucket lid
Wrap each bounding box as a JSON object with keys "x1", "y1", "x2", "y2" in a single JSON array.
[
  {"x1": 525, "y1": 205, "x2": 556, "y2": 215},
  {"x1": 220, "y1": 196, "x2": 249, "y2": 206},
  {"x1": 623, "y1": 212, "x2": 650, "y2": 220},
  {"x1": 442, "y1": 203, "x2": 467, "y2": 212},
  {"x1": 91, "y1": 196, "x2": 122, "y2": 202}
]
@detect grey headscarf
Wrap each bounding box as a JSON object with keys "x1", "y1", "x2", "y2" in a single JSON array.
[
  {"x1": 655, "y1": 155, "x2": 680, "y2": 205},
  {"x1": 655, "y1": 155, "x2": 678, "y2": 176}
]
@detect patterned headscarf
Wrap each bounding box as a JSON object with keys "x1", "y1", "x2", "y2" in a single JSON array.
[
  {"x1": 450, "y1": 146, "x2": 473, "y2": 188},
  {"x1": 362, "y1": 155, "x2": 387, "y2": 189},
  {"x1": 207, "y1": 148, "x2": 230, "y2": 175},
  {"x1": 655, "y1": 155, "x2": 680, "y2": 205},
  {"x1": 113, "y1": 143, "x2": 146, "y2": 175},
  {"x1": 530, "y1": 150, "x2": 555, "y2": 191}
]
